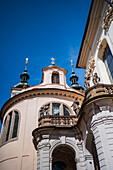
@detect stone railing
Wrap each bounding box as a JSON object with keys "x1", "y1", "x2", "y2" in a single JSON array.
[
  {"x1": 38, "y1": 115, "x2": 77, "y2": 127},
  {"x1": 85, "y1": 84, "x2": 113, "y2": 100}
]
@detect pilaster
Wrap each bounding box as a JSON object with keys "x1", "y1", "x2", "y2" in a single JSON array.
[
  {"x1": 91, "y1": 109, "x2": 113, "y2": 170},
  {"x1": 37, "y1": 136, "x2": 50, "y2": 170}
]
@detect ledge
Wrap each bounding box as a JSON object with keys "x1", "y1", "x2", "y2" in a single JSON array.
[
  {"x1": 85, "y1": 83, "x2": 113, "y2": 100},
  {"x1": 38, "y1": 115, "x2": 78, "y2": 127}
]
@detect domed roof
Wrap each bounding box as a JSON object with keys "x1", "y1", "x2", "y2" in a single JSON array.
[
  {"x1": 70, "y1": 60, "x2": 84, "y2": 91},
  {"x1": 14, "y1": 58, "x2": 30, "y2": 88}
]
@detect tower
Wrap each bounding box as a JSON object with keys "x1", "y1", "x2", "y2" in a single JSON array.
[
  {"x1": 70, "y1": 60, "x2": 84, "y2": 91},
  {"x1": 14, "y1": 58, "x2": 30, "y2": 88}
]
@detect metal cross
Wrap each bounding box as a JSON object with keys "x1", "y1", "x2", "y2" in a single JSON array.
[{"x1": 51, "y1": 58, "x2": 55, "y2": 65}]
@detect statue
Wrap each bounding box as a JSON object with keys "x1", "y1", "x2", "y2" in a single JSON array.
[{"x1": 71, "y1": 98, "x2": 81, "y2": 114}]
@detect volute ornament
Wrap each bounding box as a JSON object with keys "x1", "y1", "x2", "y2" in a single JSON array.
[
  {"x1": 84, "y1": 56, "x2": 95, "y2": 89},
  {"x1": 102, "y1": 2, "x2": 113, "y2": 31}
]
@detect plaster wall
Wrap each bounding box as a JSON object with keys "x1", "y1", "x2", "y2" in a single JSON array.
[{"x1": 0, "y1": 94, "x2": 75, "y2": 170}]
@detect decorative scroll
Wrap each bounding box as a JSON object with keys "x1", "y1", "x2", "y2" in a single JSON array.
[
  {"x1": 102, "y1": 2, "x2": 113, "y2": 31},
  {"x1": 84, "y1": 56, "x2": 95, "y2": 89}
]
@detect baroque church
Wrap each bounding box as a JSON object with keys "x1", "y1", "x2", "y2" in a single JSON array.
[{"x1": 0, "y1": 0, "x2": 113, "y2": 169}]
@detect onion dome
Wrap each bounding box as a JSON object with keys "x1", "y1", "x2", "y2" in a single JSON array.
[
  {"x1": 70, "y1": 60, "x2": 84, "y2": 91},
  {"x1": 14, "y1": 58, "x2": 30, "y2": 88}
]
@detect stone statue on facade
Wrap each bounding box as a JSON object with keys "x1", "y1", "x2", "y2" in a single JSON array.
[{"x1": 71, "y1": 98, "x2": 80, "y2": 115}]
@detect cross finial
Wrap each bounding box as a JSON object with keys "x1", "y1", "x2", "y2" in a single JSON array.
[
  {"x1": 26, "y1": 58, "x2": 28, "y2": 64},
  {"x1": 25, "y1": 58, "x2": 28, "y2": 71},
  {"x1": 51, "y1": 58, "x2": 55, "y2": 65},
  {"x1": 71, "y1": 60, "x2": 74, "y2": 73}
]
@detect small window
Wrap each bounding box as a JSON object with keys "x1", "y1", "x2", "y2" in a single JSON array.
[
  {"x1": 52, "y1": 73, "x2": 59, "y2": 84},
  {"x1": 5, "y1": 112, "x2": 12, "y2": 142},
  {"x1": 103, "y1": 45, "x2": 113, "y2": 83},
  {"x1": 53, "y1": 104, "x2": 60, "y2": 115},
  {"x1": 1, "y1": 110, "x2": 20, "y2": 146},
  {"x1": 12, "y1": 111, "x2": 19, "y2": 138}
]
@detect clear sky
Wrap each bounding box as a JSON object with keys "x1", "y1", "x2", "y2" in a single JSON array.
[{"x1": 0, "y1": 0, "x2": 91, "y2": 130}]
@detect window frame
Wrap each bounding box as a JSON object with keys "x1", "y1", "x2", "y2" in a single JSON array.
[
  {"x1": 103, "y1": 44, "x2": 113, "y2": 83},
  {"x1": 52, "y1": 72, "x2": 59, "y2": 84},
  {"x1": 39, "y1": 102, "x2": 73, "y2": 117},
  {"x1": 0, "y1": 110, "x2": 20, "y2": 146}
]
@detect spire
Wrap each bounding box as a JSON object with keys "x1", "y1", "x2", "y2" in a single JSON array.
[
  {"x1": 70, "y1": 60, "x2": 84, "y2": 91},
  {"x1": 14, "y1": 58, "x2": 30, "y2": 88}
]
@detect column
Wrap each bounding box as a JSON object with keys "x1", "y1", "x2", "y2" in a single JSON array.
[
  {"x1": 91, "y1": 108, "x2": 113, "y2": 170},
  {"x1": 37, "y1": 136, "x2": 50, "y2": 170}
]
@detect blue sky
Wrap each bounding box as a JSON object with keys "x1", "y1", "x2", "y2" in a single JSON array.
[{"x1": 0, "y1": 0, "x2": 91, "y2": 130}]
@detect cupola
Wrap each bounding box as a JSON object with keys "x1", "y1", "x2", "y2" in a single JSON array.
[
  {"x1": 70, "y1": 60, "x2": 84, "y2": 91},
  {"x1": 41, "y1": 58, "x2": 67, "y2": 87},
  {"x1": 14, "y1": 58, "x2": 30, "y2": 88}
]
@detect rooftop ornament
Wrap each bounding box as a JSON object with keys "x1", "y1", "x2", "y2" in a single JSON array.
[
  {"x1": 70, "y1": 60, "x2": 84, "y2": 91},
  {"x1": 14, "y1": 58, "x2": 30, "y2": 88},
  {"x1": 51, "y1": 57, "x2": 55, "y2": 65}
]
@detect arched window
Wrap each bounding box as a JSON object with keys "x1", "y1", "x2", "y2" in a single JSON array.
[
  {"x1": 63, "y1": 106, "x2": 70, "y2": 116},
  {"x1": 52, "y1": 73, "x2": 59, "y2": 84},
  {"x1": 103, "y1": 44, "x2": 113, "y2": 83},
  {"x1": 39, "y1": 102, "x2": 72, "y2": 117},
  {"x1": 1, "y1": 110, "x2": 20, "y2": 145}
]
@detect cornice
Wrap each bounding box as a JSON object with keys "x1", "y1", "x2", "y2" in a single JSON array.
[
  {"x1": 32, "y1": 125, "x2": 81, "y2": 150},
  {"x1": 42, "y1": 65, "x2": 67, "y2": 75},
  {"x1": 0, "y1": 88, "x2": 84, "y2": 122},
  {"x1": 76, "y1": 0, "x2": 105, "y2": 68},
  {"x1": 77, "y1": 93, "x2": 113, "y2": 126}
]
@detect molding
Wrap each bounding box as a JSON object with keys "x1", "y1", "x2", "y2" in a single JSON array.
[
  {"x1": 91, "y1": 115, "x2": 113, "y2": 129},
  {"x1": 42, "y1": 65, "x2": 67, "y2": 75},
  {"x1": 32, "y1": 126, "x2": 82, "y2": 150},
  {"x1": 76, "y1": 0, "x2": 105, "y2": 68},
  {"x1": 0, "y1": 88, "x2": 84, "y2": 122}
]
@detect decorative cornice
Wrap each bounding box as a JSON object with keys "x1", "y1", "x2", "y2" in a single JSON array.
[
  {"x1": 32, "y1": 126, "x2": 82, "y2": 149},
  {"x1": 0, "y1": 88, "x2": 84, "y2": 122},
  {"x1": 91, "y1": 114, "x2": 113, "y2": 129},
  {"x1": 85, "y1": 84, "x2": 113, "y2": 100},
  {"x1": 102, "y1": 2, "x2": 113, "y2": 31}
]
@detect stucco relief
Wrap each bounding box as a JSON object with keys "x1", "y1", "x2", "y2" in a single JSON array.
[
  {"x1": 92, "y1": 73, "x2": 100, "y2": 85},
  {"x1": 39, "y1": 103, "x2": 50, "y2": 116},
  {"x1": 84, "y1": 56, "x2": 95, "y2": 89},
  {"x1": 102, "y1": 2, "x2": 113, "y2": 31}
]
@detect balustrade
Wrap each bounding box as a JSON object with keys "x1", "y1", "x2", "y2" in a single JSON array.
[{"x1": 38, "y1": 115, "x2": 77, "y2": 127}]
